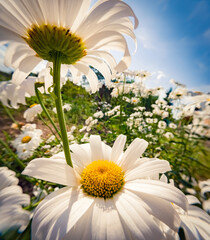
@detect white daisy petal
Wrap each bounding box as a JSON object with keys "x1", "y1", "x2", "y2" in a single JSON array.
[
  {"x1": 114, "y1": 191, "x2": 164, "y2": 240},
  {"x1": 73, "y1": 62, "x2": 99, "y2": 93},
  {"x1": 90, "y1": 135, "x2": 103, "y2": 161},
  {"x1": 186, "y1": 195, "x2": 201, "y2": 205},
  {"x1": 125, "y1": 179, "x2": 188, "y2": 211},
  {"x1": 18, "y1": 55, "x2": 41, "y2": 73},
  {"x1": 80, "y1": 56, "x2": 112, "y2": 85},
  {"x1": 0, "y1": 25, "x2": 23, "y2": 42},
  {"x1": 63, "y1": 202, "x2": 93, "y2": 240},
  {"x1": 22, "y1": 158, "x2": 78, "y2": 186},
  {"x1": 32, "y1": 187, "x2": 94, "y2": 240},
  {"x1": 127, "y1": 190, "x2": 181, "y2": 231},
  {"x1": 112, "y1": 134, "x2": 126, "y2": 163},
  {"x1": 106, "y1": 198, "x2": 127, "y2": 240},
  {"x1": 0, "y1": 185, "x2": 30, "y2": 206},
  {"x1": 0, "y1": 205, "x2": 30, "y2": 233},
  {"x1": 11, "y1": 68, "x2": 30, "y2": 85},
  {"x1": 119, "y1": 138, "x2": 148, "y2": 170},
  {"x1": 125, "y1": 159, "x2": 171, "y2": 181},
  {"x1": 70, "y1": 143, "x2": 92, "y2": 170},
  {"x1": 91, "y1": 198, "x2": 107, "y2": 240}
]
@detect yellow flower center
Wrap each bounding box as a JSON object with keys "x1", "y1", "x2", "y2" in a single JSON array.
[
  {"x1": 30, "y1": 103, "x2": 38, "y2": 108},
  {"x1": 21, "y1": 136, "x2": 32, "y2": 143},
  {"x1": 23, "y1": 24, "x2": 87, "y2": 64},
  {"x1": 80, "y1": 160, "x2": 125, "y2": 199}
]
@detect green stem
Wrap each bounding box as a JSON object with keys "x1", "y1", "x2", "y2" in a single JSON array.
[
  {"x1": 53, "y1": 53, "x2": 73, "y2": 167},
  {"x1": 0, "y1": 139, "x2": 25, "y2": 169},
  {"x1": 35, "y1": 84, "x2": 62, "y2": 139},
  {"x1": 1, "y1": 103, "x2": 19, "y2": 126},
  {"x1": 38, "y1": 114, "x2": 60, "y2": 142}
]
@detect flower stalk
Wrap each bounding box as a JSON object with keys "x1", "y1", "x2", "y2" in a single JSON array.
[
  {"x1": 35, "y1": 83, "x2": 61, "y2": 139},
  {"x1": 53, "y1": 52, "x2": 73, "y2": 167}
]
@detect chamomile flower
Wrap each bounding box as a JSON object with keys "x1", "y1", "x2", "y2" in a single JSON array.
[
  {"x1": 12, "y1": 127, "x2": 43, "y2": 159},
  {"x1": 23, "y1": 104, "x2": 43, "y2": 122},
  {"x1": 23, "y1": 135, "x2": 187, "y2": 240},
  {"x1": 0, "y1": 0, "x2": 138, "y2": 92}
]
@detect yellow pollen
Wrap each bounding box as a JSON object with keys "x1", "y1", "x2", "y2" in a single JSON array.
[
  {"x1": 21, "y1": 136, "x2": 32, "y2": 143},
  {"x1": 30, "y1": 103, "x2": 38, "y2": 108},
  {"x1": 207, "y1": 98, "x2": 210, "y2": 102},
  {"x1": 23, "y1": 24, "x2": 87, "y2": 64},
  {"x1": 80, "y1": 160, "x2": 125, "y2": 199}
]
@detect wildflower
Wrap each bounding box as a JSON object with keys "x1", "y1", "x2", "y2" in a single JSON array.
[
  {"x1": 23, "y1": 135, "x2": 187, "y2": 240},
  {"x1": 169, "y1": 123, "x2": 177, "y2": 129},
  {"x1": 93, "y1": 111, "x2": 104, "y2": 119},
  {"x1": 12, "y1": 126, "x2": 43, "y2": 160},
  {"x1": 158, "y1": 121, "x2": 167, "y2": 129},
  {"x1": 0, "y1": 0, "x2": 138, "y2": 92},
  {"x1": 164, "y1": 132, "x2": 174, "y2": 139},
  {"x1": 23, "y1": 104, "x2": 43, "y2": 122},
  {"x1": 131, "y1": 97, "x2": 139, "y2": 104}
]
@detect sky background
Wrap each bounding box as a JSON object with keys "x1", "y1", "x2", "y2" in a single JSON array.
[
  {"x1": 0, "y1": 0, "x2": 210, "y2": 92},
  {"x1": 123, "y1": 0, "x2": 210, "y2": 92}
]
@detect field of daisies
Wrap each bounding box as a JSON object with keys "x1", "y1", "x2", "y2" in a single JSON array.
[{"x1": 0, "y1": 0, "x2": 210, "y2": 240}]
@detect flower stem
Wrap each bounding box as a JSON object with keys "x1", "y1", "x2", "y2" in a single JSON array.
[
  {"x1": 1, "y1": 103, "x2": 19, "y2": 128},
  {"x1": 53, "y1": 53, "x2": 73, "y2": 167},
  {"x1": 35, "y1": 83, "x2": 62, "y2": 139},
  {"x1": 38, "y1": 113, "x2": 60, "y2": 142}
]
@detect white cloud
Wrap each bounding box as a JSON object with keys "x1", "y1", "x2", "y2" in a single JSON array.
[
  {"x1": 156, "y1": 70, "x2": 166, "y2": 80},
  {"x1": 203, "y1": 28, "x2": 210, "y2": 41}
]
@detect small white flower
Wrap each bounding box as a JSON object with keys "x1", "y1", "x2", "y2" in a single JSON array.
[
  {"x1": 12, "y1": 127, "x2": 43, "y2": 159},
  {"x1": 46, "y1": 135, "x2": 56, "y2": 144},
  {"x1": 85, "y1": 116, "x2": 93, "y2": 125},
  {"x1": 93, "y1": 111, "x2": 104, "y2": 119},
  {"x1": 131, "y1": 97, "x2": 139, "y2": 104},
  {"x1": 158, "y1": 121, "x2": 167, "y2": 129},
  {"x1": 169, "y1": 123, "x2": 177, "y2": 129},
  {"x1": 164, "y1": 132, "x2": 174, "y2": 139},
  {"x1": 23, "y1": 104, "x2": 43, "y2": 122}
]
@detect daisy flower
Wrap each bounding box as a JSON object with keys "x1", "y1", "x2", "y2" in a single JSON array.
[
  {"x1": 23, "y1": 104, "x2": 43, "y2": 122},
  {"x1": 23, "y1": 135, "x2": 187, "y2": 240},
  {"x1": 0, "y1": 167, "x2": 30, "y2": 234},
  {"x1": 178, "y1": 195, "x2": 210, "y2": 240},
  {"x1": 12, "y1": 126, "x2": 43, "y2": 159},
  {"x1": 0, "y1": 0, "x2": 138, "y2": 92},
  {"x1": 0, "y1": 76, "x2": 36, "y2": 108}
]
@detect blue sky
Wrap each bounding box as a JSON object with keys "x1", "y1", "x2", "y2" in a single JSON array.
[{"x1": 124, "y1": 0, "x2": 210, "y2": 92}]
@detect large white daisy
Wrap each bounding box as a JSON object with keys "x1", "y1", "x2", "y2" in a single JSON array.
[
  {"x1": 23, "y1": 135, "x2": 187, "y2": 240},
  {"x1": 0, "y1": 0, "x2": 138, "y2": 92}
]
